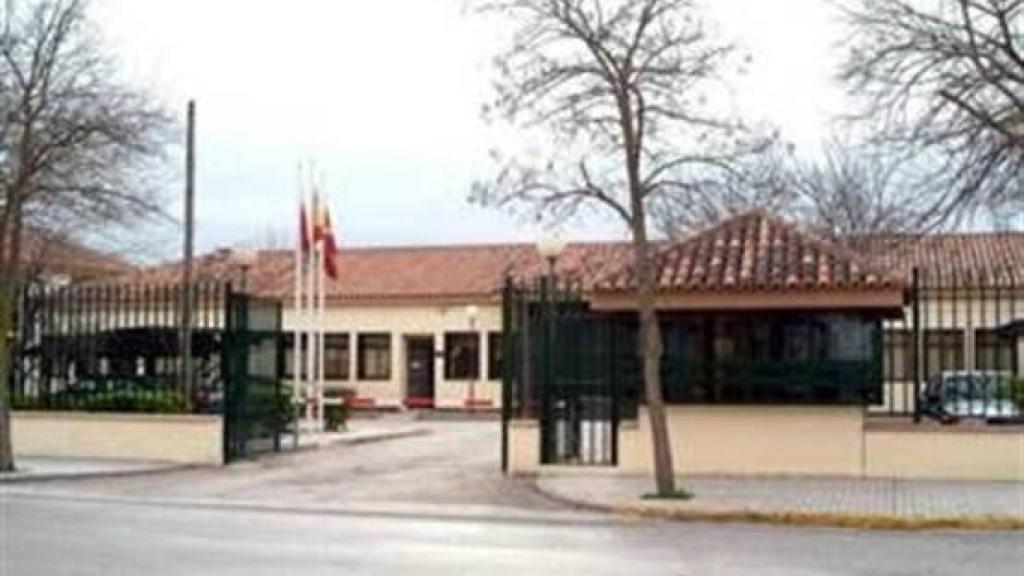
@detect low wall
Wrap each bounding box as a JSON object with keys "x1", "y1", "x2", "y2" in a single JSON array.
[
  {"x1": 865, "y1": 422, "x2": 1024, "y2": 481},
  {"x1": 507, "y1": 419, "x2": 540, "y2": 474},
  {"x1": 509, "y1": 406, "x2": 1024, "y2": 481},
  {"x1": 12, "y1": 411, "x2": 223, "y2": 465},
  {"x1": 619, "y1": 405, "x2": 865, "y2": 476}
]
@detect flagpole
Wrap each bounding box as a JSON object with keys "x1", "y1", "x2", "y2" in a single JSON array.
[
  {"x1": 316, "y1": 174, "x2": 327, "y2": 436},
  {"x1": 293, "y1": 163, "x2": 304, "y2": 446},
  {"x1": 304, "y1": 169, "x2": 316, "y2": 428}
]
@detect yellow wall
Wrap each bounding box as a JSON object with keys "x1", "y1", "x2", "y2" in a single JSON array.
[
  {"x1": 508, "y1": 405, "x2": 1024, "y2": 481},
  {"x1": 619, "y1": 405, "x2": 865, "y2": 476},
  {"x1": 284, "y1": 303, "x2": 503, "y2": 409},
  {"x1": 865, "y1": 427, "x2": 1024, "y2": 481},
  {"x1": 507, "y1": 419, "x2": 540, "y2": 474},
  {"x1": 12, "y1": 411, "x2": 223, "y2": 465}
]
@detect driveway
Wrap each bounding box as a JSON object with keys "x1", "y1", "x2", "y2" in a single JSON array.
[{"x1": 5, "y1": 417, "x2": 555, "y2": 510}]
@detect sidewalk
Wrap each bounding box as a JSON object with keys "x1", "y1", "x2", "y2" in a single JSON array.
[
  {"x1": 535, "y1": 473, "x2": 1024, "y2": 530},
  {"x1": 0, "y1": 457, "x2": 189, "y2": 484}
]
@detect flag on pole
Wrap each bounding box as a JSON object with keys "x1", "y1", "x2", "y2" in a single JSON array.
[
  {"x1": 299, "y1": 201, "x2": 311, "y2": 254},
  {"x1": 312, "y1": 192, "x2": 325, "y2": 244},
  {"x1": 323, "y1": 207, "x2": 339, "y2": 280}
]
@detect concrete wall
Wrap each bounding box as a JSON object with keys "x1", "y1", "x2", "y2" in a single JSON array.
[
  {"x1": 507, "y1": 419, "x2": 540, "y2": 474},
  {"x1": 507, "y1": 406, "x2": 1024, "y2": 481},
  {"x1": 284, "y1": 302, "x2": 502, "y2": 409},
  {"x1": 865, "y1": 424, "x2": 1024, "y2": 481},
  {"x1": 619, "y1": 406, "x2": 865, "y2": 476},
  {"x1": 12, "y1": 411, "x2": 223, "y2": 465}
]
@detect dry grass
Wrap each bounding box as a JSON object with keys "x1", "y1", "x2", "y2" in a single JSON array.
[{"x1": 614, "y1": 504, "x2": 1024, "y2": 531}]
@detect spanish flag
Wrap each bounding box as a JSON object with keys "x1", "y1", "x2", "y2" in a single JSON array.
[
  {"x1": 312, "y1": 193, "x2": 326, "y2": 244},
  {"x1": 323, "y1": 207, "x2": 339, "y2": 280},
  {"x1": 299, "y1": 201, "x2": 311, "y2": 254}
]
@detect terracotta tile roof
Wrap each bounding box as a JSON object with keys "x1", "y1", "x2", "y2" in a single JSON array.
[
  {"x1": 116, "y1": 211, "x2": 1023, "y2": 301},
  {"x1": 856, "y1": 232, "x2": 1024, "y2": 287},
  {"x1": 118, "y1": 242, "x2": 634, "y2": 301},
  {"x1": 598, "y1": 211, "x2": 901, "y2": 293},
  {"x1": 20, "y1": 230, "x2": 135, "y2": 280}
]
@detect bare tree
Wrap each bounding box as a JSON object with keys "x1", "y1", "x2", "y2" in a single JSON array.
[
  {"x1": 0, "y1": 0, "x2": 173, "y2": 472},
  {"x1": 839, "y1": 0, "x2": 1024, "y2": 223},
  {"x1": 789, "y1": 137, "x2": 927, "y2": 238},
  {"x1": 472, "y1": 0, "x2": 756, "y2": 496},
  {"x1": 651, "y1": 133, "x2": 795, "y2": 238}
]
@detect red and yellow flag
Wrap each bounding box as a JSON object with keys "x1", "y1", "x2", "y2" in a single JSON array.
[
  {"x1": 299, "y1": 201, "x2": 310, "y2": 254},
  {"x1": 323, "y1": 207, "x2": 339, "y2": 280},
  {"x1": 312, "y1": 193, "x2": 326, "y2": 244}
]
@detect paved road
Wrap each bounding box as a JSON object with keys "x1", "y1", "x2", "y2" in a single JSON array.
[
  {"x1": 3, "y1": 492, "x2": 1022, "y2": 576},
  {"x1": 9, "y1": 419, "x2": 553, "y2": 510}
]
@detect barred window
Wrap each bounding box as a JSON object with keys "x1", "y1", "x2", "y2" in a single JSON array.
[
  {"x1": 882, "y1": 329, "x2": 913, "y2": 380},
  {"x1": 445, "y1": 332, "x2": 480, "y2": 380},
  {"x1": 974, "y1": 329, "x2": 1015, "y2": 371},
  {"x1": 324, "y1": 334, "x2": 350, "y2": 380},
  {"x1": 923, "y1": 329, "x2": 965, "y2": 378},
  {"x1": 358, "y1": 333, "x2": 391, "y2": 380}
]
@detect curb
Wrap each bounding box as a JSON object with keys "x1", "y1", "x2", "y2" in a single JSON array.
[
  {"x1": 337, "y1": 427, "x2": 431, "y2": 446},
  {"x1": 289, "y1": 426, "x2": 432, "y2": 453},
  {"x1": 0, "y1": 463, "x2": 198, "y2": 485},
  {"x1": 531, "y1": 480, "x2": 1024, "y2": 532},
  {"x1": 1, "y1": 489, "x2": 610, "y2": 527}
]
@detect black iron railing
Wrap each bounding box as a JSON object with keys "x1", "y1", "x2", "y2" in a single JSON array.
[{"x1": 9, "y1": 282, "x2": 230, "y2": 414}]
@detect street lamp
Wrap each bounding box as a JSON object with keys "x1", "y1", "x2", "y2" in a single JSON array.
[
  {"x1": 231, "y1": 247, "x2": 258, "y2": 293},
  {"x1": 536, "y1": 236, "x2": 566, "y2": 277},
  {"x1": 465, "y1": 304, "x2": 480, "y2": 412}
]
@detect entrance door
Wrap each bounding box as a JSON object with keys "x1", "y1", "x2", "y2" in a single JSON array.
[{"x1": 405, "y1": 336, "x2": 435, "y2": 408}]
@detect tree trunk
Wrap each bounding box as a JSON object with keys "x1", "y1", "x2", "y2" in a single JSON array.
[
  {"x1": 0, "y1": 282, "x2": 14, "y2": 472},
  {"x1": 0, "y1": 195, "x2": 23, "y2": 473},
  {"x1": 630, "y1": 227, "x2": 675, "y2": 495}
]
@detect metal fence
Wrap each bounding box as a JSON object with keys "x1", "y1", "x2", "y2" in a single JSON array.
[
  {"x1": 876, "y1": 268, "x2": 1024, "y2": 422},
  {"x1": 501, "y1": 276, "x2": 619, "y2": 468},
  {"x1": 9, "y1": 282, "x2": 229, "y2": 413},
  {"x1": 6, "y1": 281, "x2": 290, "y2": 462}
]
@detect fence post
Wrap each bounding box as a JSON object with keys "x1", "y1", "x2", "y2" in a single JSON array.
[
  {"x1": 500, "y1": 277, "x2": 510, "y2": 474},
  {"x1": 911, "y1": 267, "x2": 922, "y2": 424}
]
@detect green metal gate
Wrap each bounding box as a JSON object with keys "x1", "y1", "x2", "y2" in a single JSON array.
[
  {"x1": 223, "y1": 291, "x2": 290, "y2": 462},
  {"x1": 501, "y1": 277, "x2": 621, "y2": 469}
]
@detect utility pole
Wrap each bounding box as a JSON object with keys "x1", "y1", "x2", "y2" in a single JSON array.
[{"x1": 181, "y1": 100, "x2": 196, "y2": 409}]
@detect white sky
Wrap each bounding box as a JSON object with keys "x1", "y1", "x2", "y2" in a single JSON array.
[{"x1": 92, "y1": 0, "x2": 847, "y2": 257}]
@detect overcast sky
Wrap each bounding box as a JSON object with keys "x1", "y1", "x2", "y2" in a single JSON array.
[{"x1": 92, "y1": 0, "x2": 847, "y2": 257}]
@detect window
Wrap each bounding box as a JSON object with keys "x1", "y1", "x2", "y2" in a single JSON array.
[
  {"x1": 358, "y1": 333, "x2": 391, "y2": 380},
  {"x1": 658, "y1": 312, "x2": 882, "y2": 404},
  {"x1": 444, "y1": 332, "x2": 480, "y2": 380},
  {"x1": 488, "y1": 332, "x2": 502, "y2": 380},
  {"x1": 975, "y1": 329, "x2": 1015, "y2": 371},
  {"x1": 882, "y1": 329, "x2": 913, "y2": 380},
  {"x1": 282, "y1": 333, "x2": 307, "y2": 379},
  {"x1": 324, "y1": 334, "x2": 350, "y2": 380},
  {"x1": 923, "y1": 329, "x2": 965, "y2": 378}
]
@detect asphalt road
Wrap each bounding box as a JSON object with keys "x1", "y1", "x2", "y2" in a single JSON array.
[{"x1": 3, "y1": 492, "x2": 1023, "y2": 576}]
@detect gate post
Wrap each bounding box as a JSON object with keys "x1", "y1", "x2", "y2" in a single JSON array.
[
  {"x1": 500, "y1": 278, "x2": 511, "y2": 474},
  {"x1": 911, "y1": 267, "x2": 922, "y2": 424}
]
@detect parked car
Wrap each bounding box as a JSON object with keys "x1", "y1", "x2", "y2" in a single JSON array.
[{"x1": 919, "y1": 370, "x2": 1020, "y2": 422}]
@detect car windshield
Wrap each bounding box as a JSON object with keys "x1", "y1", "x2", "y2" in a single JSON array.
[{"x1": 941, "y1": 374, "x2": 1009, "y2": 399}]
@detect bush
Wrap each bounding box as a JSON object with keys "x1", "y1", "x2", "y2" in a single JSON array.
[
  {"x1": 11, "y1": 390, "x2": 187, "y2": 413},
  {"x1": 1010, "y1": 378, "x2": 1024, "y2": 412},
  {"x1": 324, "y1": 402, "x2": 348, "y2": 432}
]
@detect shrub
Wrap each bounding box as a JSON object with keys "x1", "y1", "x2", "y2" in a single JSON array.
[
  {"x1": 324, "y1": 402, "x2": 348, "y2": 431},
  {"x1": 12, "y1": 390, "x2": 187, "y2": 413}
]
